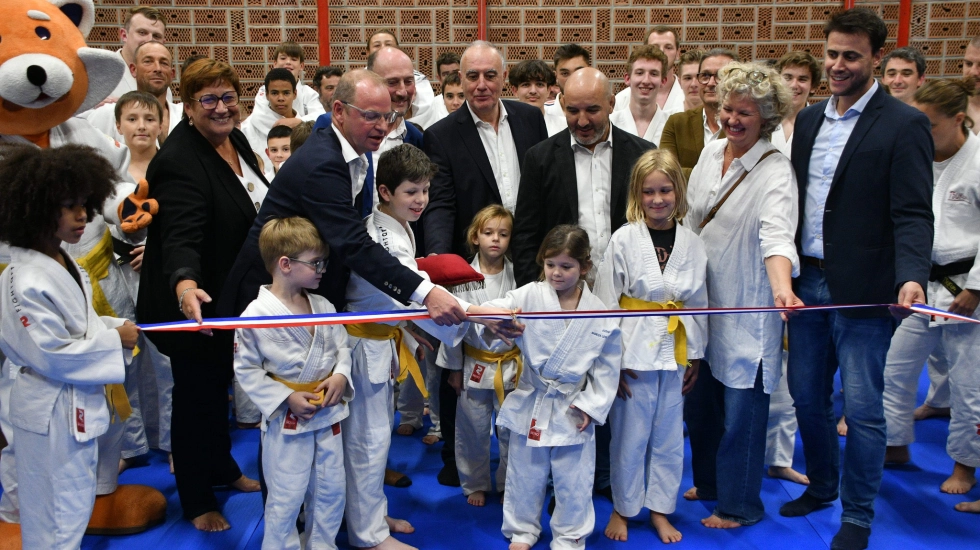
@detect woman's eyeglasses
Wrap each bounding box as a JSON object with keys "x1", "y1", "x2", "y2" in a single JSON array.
[{"x1": 190, "y1": 92, "x2": 239, "y2": 110}]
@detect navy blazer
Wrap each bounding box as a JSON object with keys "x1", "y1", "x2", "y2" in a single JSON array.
[
  {"x1": 512, "y1": 126, "x2": 657, "y2": 285},
  {"x1": 220, "y1": 124, "x2": 425, "y2": 315},
  {"x1": 422, "y1": 100, "x2": 549, "y2": 256},
  {"x1": 790, "y1": 84, "x2": 934, "y2": 316}
]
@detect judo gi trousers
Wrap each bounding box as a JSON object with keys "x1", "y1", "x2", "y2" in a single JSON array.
[
  {"x1": 15, "y1": 390, "x2": 98, "y2": 550},
  {"x1": 455, "y1": 386, "x2": 511, "y2": 495},
  {"x1": 262, "y1": 419, "x2": 346, "y2": 550},
  {"x1": 503, "y1": 434, "x2": 596, "y2": 549},
  {"x1": 609, "y1": 369, "x2": 684, "y2": 516}
]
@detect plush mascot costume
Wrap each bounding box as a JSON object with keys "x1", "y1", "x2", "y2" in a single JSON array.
[{"x1": 0, "y1": 0, "x2": 167, "y2": 546}]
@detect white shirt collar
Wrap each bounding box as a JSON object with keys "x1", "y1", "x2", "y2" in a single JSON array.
[
  {"x1": 331, "y1": 122, "x2": 366, "y2": 166},
  {"x1": 387, "y1": 119, "x2": 408, "y2": 140},
  {"x1": 726, "y1": 137, "x2": 773, "y2": 170},
  {"x1": 468, "y1": 100, "x2": 509, "y2": 127},
  {"x1": 826, "y1": 80, "x2": 879, "y2": 119}
]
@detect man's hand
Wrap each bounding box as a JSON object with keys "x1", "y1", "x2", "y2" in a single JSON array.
[
  {"x1": 891, "y1": 281, "x2": 927, "y2": 319},
  {"x1": 423, "y1": 287, "x2": 467, "y2": 326},
  {"x1": 617, "y1": 369, "x2": 638, "y2": 400},
  {"x1": 448, "y1": 370, "x2": 463, "y2": 396},
  {"x1": 949, "y1": 288, "x2": 980, "y2": 317},
  {"x1": 317, "y1": 374, "x2": 348, "y2": 408},
  {"x1": 682, "y1": 359, "x2": 700, "y2": 395}
]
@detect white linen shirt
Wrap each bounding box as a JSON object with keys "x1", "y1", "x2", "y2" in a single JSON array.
[
  {"x1": 469, "y1": 101, "x2": 522, "y2": 213},
  {"x1": 687, "y1": 138, "x2": 799, "y2": 393},
  {"x1": 802, "y1": 81, "x2": 879, "y2": 258},
  {"x1": 572, "y1": 131, "x2": 614, "y2": 266}
]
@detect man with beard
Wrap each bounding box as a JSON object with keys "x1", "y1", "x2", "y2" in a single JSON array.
[{"x1": 659, "y1": 49, "x2": 738, "y2": 179}]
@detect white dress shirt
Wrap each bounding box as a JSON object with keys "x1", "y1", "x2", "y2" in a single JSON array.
[
  {"x1": 703, "y1": 109, "x2": 722, "y2": 146},
  {"x1": 469, "y1": 101, "x2": 522, "y2": 213},
  {"x1": 572, "y1": 131, "x2": 614, "y2": 266},
  {"x1": 609, "y1": 107, "x2": 668, "y2": 146},
  {"x1": 802, "y1": 81, "x2": 879, "y2": 258}
]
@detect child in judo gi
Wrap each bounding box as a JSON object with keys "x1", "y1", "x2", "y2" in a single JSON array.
[
  {"x1": 477, "y1": 224, "x2": 622, "y2": 550},
  {"x1": 437, "y1": 204, "x2": 519, "y2": 507},
  {"x1": 233, "y1": 216, "x2": 353, "y2": 550},
  {"x1": 594, "y1": 149, "x2": 708, "y2": 544},
  {"x1": 0, "y1": 144, "x2": 139, "y2": 549},
  {"x1": 342, "y1": 143, "x2": 515, "y2": 550}
]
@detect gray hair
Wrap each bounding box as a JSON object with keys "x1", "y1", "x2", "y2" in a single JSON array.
[
  {"x1": 333, "y1": 69, "x2": 386, "y2": 105},
  {"x1": 462, "y1": 40, "x2": 506, "y2": 70},
  {"x1": 717, "y1": 61, "x2": 793, "y2": 140}
]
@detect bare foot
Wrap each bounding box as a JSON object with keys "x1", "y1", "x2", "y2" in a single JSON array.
[
  {"x1": 884, "y1": 445, "x2": 910, "y2": 465},
  {"x1": 385, "y1": 515, "x2": 415, "y2": 534},
  {"x1": 509, "y1": 544, "x2": 532, "y2": 550},
  {"x1": 368, "y1": 536, "x2": 418, "y2": 550},
  {"x1": 652, "y1": 512, "x2": 682, "y2": 543},
  {"x1": 190, "y1": 511, "x2": 230, "y2": 532},
  {"x1": 955, "y1": 499, "x2": 980, "y2": 513},
  {"x1": 768, "y1": 466, "x2": 810, "y2": 485},
  {"x1": 913, "y1": 404, "x2": 950, "y2": 420},
  {"x1": 837, "y1": 416, "x2": 848, "y2": 436},
  {"x1": 421, "y1": 434, "x2": 441, "y2": 445},
  {"x1": 683, "y1": 487, "x2": 700, "y2": 501},
  {"x1": 604, "y1": 510, "x2": 629, "y2": 541},
  {"x1": 169, "y1": 453, "x2": 175, "y2": 475},
  {"x1": 118, "y1": 457, "x2": 135, "y2": 474},
  {"x1": 423, "y1": 406, "x2": 430, "y2": 416},
  {"x1": 700, "y1": 514, "x2": 741, "y2": 529},
  {"x1": 941, "y1": 462, "x2": 977, "y2": 494},
  {"x1": 467, "y1": 490, "x2": 486, "y2": 507},
  {"x1": 231, "y1": 475, "x2": 261, "y2": 493},
  {"x1": 395, "y1": 424, "x2": 416, "y2": 436}
]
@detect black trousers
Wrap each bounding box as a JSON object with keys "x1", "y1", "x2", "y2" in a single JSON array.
[
  {"x1": 439, "y1": 367, "x2": 458, "y2": 471},
  {"x1": 170, "y1": 354, "x2": 243, "y2": 520}
]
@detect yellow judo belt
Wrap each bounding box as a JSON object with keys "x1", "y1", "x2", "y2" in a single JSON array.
[
  {"x1": 346, "y1": 322, "x2": 428, "y2": 399},
  {"x1": 463, "y1": 344, "x2": 523, "y2": 405},
  {"x1": 271, "y1": 374, "x2": 327, "y2": 406},
  {"x1": 76, "y1": 228, "x2": 132, "y2": 422},
  {"x1": 618, "y1": 295, "x2": 689, "y2": 367}
]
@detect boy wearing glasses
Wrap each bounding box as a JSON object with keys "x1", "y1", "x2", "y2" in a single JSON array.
[{"x1": 234, "y1": 216, "x2": 354, "y2": 550}]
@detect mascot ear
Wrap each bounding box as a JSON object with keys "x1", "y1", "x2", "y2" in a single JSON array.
[{"x1": 46, "y1": 0, "x2": 95, "y2": 38}]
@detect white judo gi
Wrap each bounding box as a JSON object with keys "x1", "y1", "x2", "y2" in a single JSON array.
[
  {"x1": 594, "y1": 221, "x2": 708, "y2": 517},
  {"x1": 480, "y1": 282, "x2": 621, "y2": 550},
  {"x1": 883, "y1": 131, "x2": 980, "y2": 467},
  {"x1": 241, "y1": 93, "x2": 322, "y2": 183},
  {"x1": 234, "y1": 287, "x2": 354, "y2": 550},
  {"x1": 81, "y1": 99, "x2": 182, "y2": 145},
  {"x1": 436, "y1": 256, "x2": 519, "y2": 496},
  {"x1": 609, "y1": 108, "x2": 669, "y2": 147},
  {"x1": 343, "y1": 207, "x2": 469, "y2": 547},
  {"x1": 0, "y1": 120, "x2": 134, "y2": 520},
  {"x1": 0, "y1": 246, "x2": 130, "y2": 549}
]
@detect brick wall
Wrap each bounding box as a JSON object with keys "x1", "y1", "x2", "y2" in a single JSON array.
[{"x1": 87, "y1": 0, "x2": 980, "y2": 114}]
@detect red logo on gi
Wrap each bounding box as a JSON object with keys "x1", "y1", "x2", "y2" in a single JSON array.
[
  {"x1": 332, "y1": 423, "x2": 341, "y2": 436},
  {"x1": 528, "y1": 418, "x2": 541, "y2": 441},
  {"x1": 283, "y1": 410, "x2": 298, "y2": 430},
  {"x1": 19, "y1": 316, "x2": 29, "y2": 327},
  {"x1": 76, "y1": 408, "x2": 85, "y2": 433},
  {"x1": 470, "y1": 364, "x2": 487, "y2": 383}
]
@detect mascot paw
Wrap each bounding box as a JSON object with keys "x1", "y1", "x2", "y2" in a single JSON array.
[
  {"x1": 0, "y1": 521, "x2": 20, "y2": 550},
  {"x1": 85, "y1": 484, "x2": 167, "y2": 536},
  {"x1": 118, "y1": 179, "x2": 159, "y2": 234}
]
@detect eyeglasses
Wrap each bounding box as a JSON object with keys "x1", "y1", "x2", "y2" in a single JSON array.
[
  {"x1": 696, "y1": 72, "x2": 720, "y2": 85},
  {"x1": 288, "y1": 258, "x2": 328, "y2": 274},
  {"x1": 190, "y1": 92, "x2": 239, "y2": 110},
  {"x1": 729, "y1": 68, "x2": 768, "y2": 85},
  {"x1": 341, "y1": 101, "x2": 401, "y2": 124}
]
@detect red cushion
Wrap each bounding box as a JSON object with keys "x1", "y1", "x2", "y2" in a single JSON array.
[{"x1": 415, "y1": 254, "x2": 484, "y2": 286}]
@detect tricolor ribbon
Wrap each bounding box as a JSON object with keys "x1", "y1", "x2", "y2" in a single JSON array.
[{"x1": 137, "y1": 303, "x2": 979, "y2": 333}]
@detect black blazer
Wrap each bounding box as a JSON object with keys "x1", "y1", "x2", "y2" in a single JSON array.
[
  {"x1": 219, "y1": 124, "x2": 424, "y2": 316},
  {"x1": 512, "y1": 126, "x2": 656, "y2": 285},
  {"x1": 137, "y1": 120, "x2": 267, "y2": 362},
  {"x1": 422, "y1": 100, "x2": 548, "y2": 256},
  {"x1": 790, "y1": 85, "x2": 934, "y2": 316}
]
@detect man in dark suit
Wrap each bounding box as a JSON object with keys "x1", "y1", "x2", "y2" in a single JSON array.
[
  {"x1": 781, "y1": 9, "x2": 934, "y2": 550},
  {"x1": 422, "y1": 40, "x2": 548, "y2": 486},
  {"x1": 512, "y1": 67, "x2": 656, "y2": 285},
  {"x1": 659, "y1": 48, "x2": 737, "y2": 179}
]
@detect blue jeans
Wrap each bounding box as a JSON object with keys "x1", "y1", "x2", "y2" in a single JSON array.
[
  {"x1": 713, "y1": 365, "x2": 771, "y2": 525},
  {"x1": 683, "y1": 360, "x2": 725, "y2": 500},
  {"x1": 788, "y1": 264, "x2": 897, "y2": 529}
]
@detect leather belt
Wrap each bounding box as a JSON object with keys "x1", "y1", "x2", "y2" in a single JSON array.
[{"x1": 802, "y1": 255, "x2": 826, "y2": 269}]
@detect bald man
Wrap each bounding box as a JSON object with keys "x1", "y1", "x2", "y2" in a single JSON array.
[{"x1": 512, "y1": 68, "x2": 656, "y2": 285}]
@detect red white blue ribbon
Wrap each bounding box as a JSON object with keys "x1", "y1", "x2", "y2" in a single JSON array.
[{"x1": 137, "y1": 303, "x2": 979, "y2": 332}]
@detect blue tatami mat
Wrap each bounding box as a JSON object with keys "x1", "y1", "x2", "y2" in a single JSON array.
[{"x1": 3, "y1": 366, "x2": 974, "y2": 549}]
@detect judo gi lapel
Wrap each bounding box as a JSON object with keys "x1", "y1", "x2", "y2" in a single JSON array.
[
  {"x1": 457, "y1": 104, "x2": 502, "y2": 204},
  {"x1": 538, "y1": 283, "x2": 593, "y2": 380},
  {"x1": 632, "y1": 222, "x2": 667, "y2": 302},
  {"x1": 255, "y1": 286, "x2": 322, "y2": 382}
]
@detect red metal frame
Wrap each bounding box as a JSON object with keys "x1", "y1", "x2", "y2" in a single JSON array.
[
  {"x1": 478, "y1": 0, "x2": 487, "y2": 41},
  {"x1": 317, "y1": 0, "x2": 330, "y2": 65},
  {"x1": 897, "y1": 0, "x2": 912, "y2": 47}
]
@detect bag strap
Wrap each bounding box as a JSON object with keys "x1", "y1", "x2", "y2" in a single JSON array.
[{"x1": 698, "y1": 149, "x2": 780, "y2": 229}]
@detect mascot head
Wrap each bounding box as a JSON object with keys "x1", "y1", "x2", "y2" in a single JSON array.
[{"x1": 0, "y1": 0, "x2": 124, "y2": 136}]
